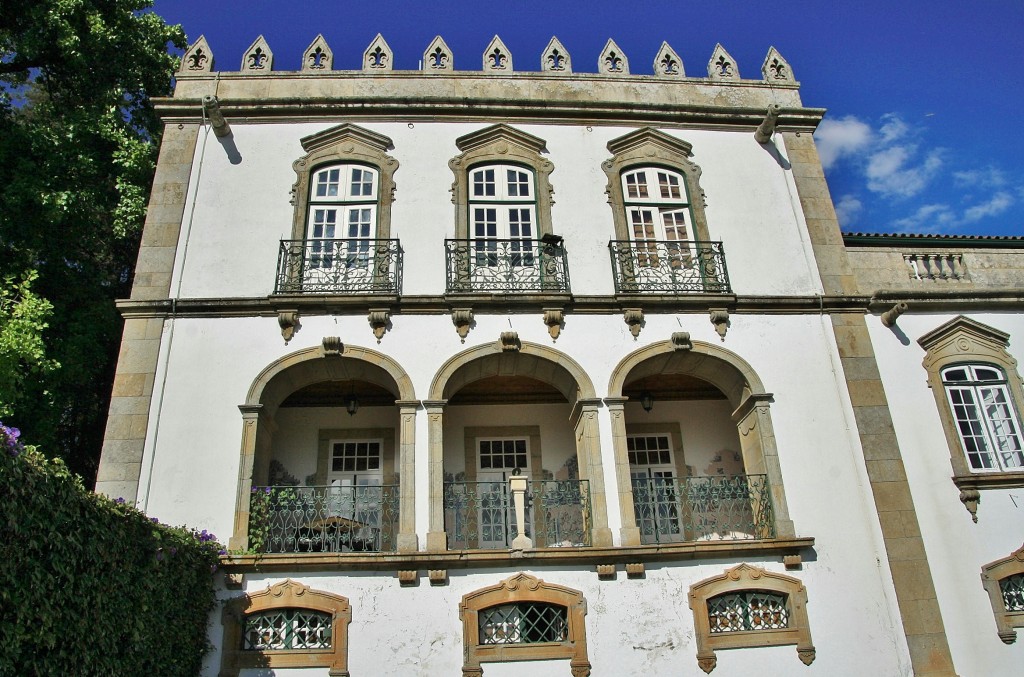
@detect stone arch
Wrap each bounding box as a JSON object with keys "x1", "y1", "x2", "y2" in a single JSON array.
[
  {"x1": 604, "y1": 339, "x2": 794, "y2": 545},
  {"x1": 229, "y1": 343, "x2": 418, "y2": 552},
  {"x1": 424, "y1": 340, "x2": 610, "y2": 550}
]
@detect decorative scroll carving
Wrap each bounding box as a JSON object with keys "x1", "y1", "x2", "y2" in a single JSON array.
[
  {"x1": 301, "y1": 34, "x2": 333, "y2": 72},
  {"x1": 277, "y1": 311, "x2": 299, "y2": 343},
  {"x1": 598, "y1": 38, "x2": 629, "y2": 75},
  {"x1": 707, "y1": 43, "x2": 738, "y2": 80},
  {"x1": 322, "y1": 336, "x2": 343, "y2": 356},
  {"x1": 423, "y1": 36, "x2": 453, "y2": 72},
  {"x1": 761, "y1": 47, "x2": 795, "y2": 83},
  {"x1": 960, "y1": 488, "x2": 981, "y2": 523},
  {"x1": 241, "y1": 35, "x2": 273, "y2": 73},
  {"x1": 179, "y1": 35, "x2": 213, "y2": 73},
  {"x1": 624, "y1": 308, "x2": 644, "y2": 339},
  {"x1": 710, "y1": 308, "x2": 730, "y2": 340},
  {"x1": 541, "y1": 36, "x2": 572, "y2": 73},
  {"x1": 363, "y1": 33, "x2": 393, "y2": 72},
  {"x1": 368, "y1": 308, "x2": 390, "y2": 343},
  {"x1": 654, "y1": 41, "x2": 684, "y2": 77},
  {"x1": 452, "y1": 308, "x2": 474, "y2": 342},
  {"x1": 543, "y1": 308, "x2": 565, "y2": 341},
  {"x1": 671, "y1": 331, "x2": 693, "y2": 351},
  {"x1": 482, "y1": 35, "x2": 512, "y2": 72},
  {"x1": 500, "y1": 331, "x2": 521, "y2": 352}
]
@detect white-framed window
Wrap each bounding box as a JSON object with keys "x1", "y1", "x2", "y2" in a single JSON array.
[
  {"x1": 469, "y1": 164, "x2": 537, "y2": 267},
  {"x1": 326, "y1": 439, "x2": 384, "y2": 549},
  {"x1": 477, "y1": 437, "x2": 531, "y2": 548},
  {"x1": 628, "y1": 434, "x2": 683, "y2": 544},
  {"x1": 942, "y1": 364, "x2": 1024, "y2": 472},
  {"x1": 307, "y1": 163, "x2": 379, "y2": 270},
  {"x1": 622, "y1": 166, "x2": 695, "y2": 265}
]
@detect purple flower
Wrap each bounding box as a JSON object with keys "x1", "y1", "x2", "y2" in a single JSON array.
[
  {"x1": 150, "y1": 517, "x2": 159, "y2": 523},
  {"x1": 114, "y1": 497, "x2": 126, "y2": 504}
]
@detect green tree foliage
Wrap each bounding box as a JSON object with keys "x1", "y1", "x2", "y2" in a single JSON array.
[
  {"x1": 0, "y1": 1, "x2": 185, "y2": 481},
  {"x1": 0, "y1": 270, "x2": 59, "y2": 418},
  {"x1": 0, "y1": 424, "x2": 223, "y2": 676}
]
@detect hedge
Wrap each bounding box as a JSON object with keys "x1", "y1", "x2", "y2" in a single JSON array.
[{"x1": 0, "y1": 423, "x2": 222, "y2": 676}]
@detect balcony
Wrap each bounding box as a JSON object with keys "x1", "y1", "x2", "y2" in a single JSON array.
[
  {"x1": 631, "y1": 474, "x2": 775, "y2": 544},
  {"x1": 248, "y1": 485, "x2": 400, "y2": 553},
  {"x1": 608, "y1": 240, "x2": 731, "y2": 293},
  {"x1": 445, "y1": 238, "x2": 570, "y2": 293},
  {"x1": 275, "y1": 239, "x2": 403, "y2": 294},
  {"x1": 443, "y1": 479, "x2": 592, "y2": 549}
]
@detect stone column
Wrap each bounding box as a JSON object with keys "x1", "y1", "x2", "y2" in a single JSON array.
[
  {"x1": 572, "y1": 398, "x2": 613, "y2": 547},
  {"x1": 732, "y1": 394, "x2": 795, "y2": 538},
  {"x1": 603, "y1": 397, "x2": 641, "y2": 546},
  {"x1": 228, "y1": 404, "x2": 263, "y2": 551},
  {"x1": 424, "y1": 400, "x2": 448, "y2": 552},
  {"x1": 395, "y1": 400, "x2": 420, "y2": 552}
]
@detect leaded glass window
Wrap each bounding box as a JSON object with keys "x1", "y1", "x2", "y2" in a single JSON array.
[
  {"x1": 942, "y1": 364, "x2": 1024, "y2": 472},
  {"x1": 1001, "y1": 573, "x2": 1024, "y2": 612},
  {"x1": 707, "y1": 590, "x2": 790, "y2": 633},
  {"x1": 479, "y1": 602, "x2": 568, "y2": 644},
  {"x1": 243, "y1": 608, "x2": 332, "y2": 650}
]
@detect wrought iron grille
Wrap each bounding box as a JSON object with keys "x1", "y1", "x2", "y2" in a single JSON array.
[
  {"x1": 243, "y1": 608, "x2": 332, "y2": 650},
  {"x1": 445, "y1": 238, "x2": 570, "y2": 293},
  {"x1": 1001, "y1": 573, "x2": 1024, "y2": 611},
  {"x1": 248, "y1": 485, "x2": 399, "y2": 553},
  {"x1": 275, "y1": 239, "x2": 402, "y2": 293},
  {"x1": 631, "y1": 474, "x2": 775, "y2": 544},
  {"x1": 442, "y1": 479, "x2": 592, "y2": 549},
  {"x1": 479, "y1": 603, "x2": 569, "y2": 644},
  {"x1": 608, "y1": 240, "x2": 731, "y2": 293},
  {"x1": 707, "y1": 590, "x2": 790, "y2": 633}
]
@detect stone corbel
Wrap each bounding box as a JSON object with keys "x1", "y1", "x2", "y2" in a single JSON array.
[
  {"x1": 322, "y1": 336, "x2": 343, "y2": 356},
  {"x1": 368, "y1": 308, "x2": 390, "y2": 343},
  {"x1": 596, "y1": 564, "x2": 616, "y2": 580},
  {"x1": 960, "y1": 488, "x2": 981, "y2": 522},
  {"x1": 671, "y1": 331, "x2": 692, "y2": 351},
  {"x1": 428, "y1": 569, "x2": 447, "y2": 585},
  {"x1": 697, "y1": 653, "x2": 717, "y2": 674},
  {"x1": 500, "y1": 331, "x2": 521, "y2": 352},
  {"x1": 397, "y1": 570, "x2": 418, "y2": 586},
  {"x1": 277, "y1": 310, "x2": 300, "y2": 343},
  {"x1": 624, "y1": 308, "x2": 644, "y2": 339},
  {"x1": 225, "y1": 572, "x2": 244, "y2": 589},
  {"x1": 452, "y1": 308, "x2": 473, "y2": 343},
  {"x1": 709, "y1": 308, "x2": 730, "y2": 340},
  {"x1": 625, "y1": 563, "x2": 645, "y2": 579},
  {"x1": 543, "y1": 308, "x2": 565, "y2": 341}
]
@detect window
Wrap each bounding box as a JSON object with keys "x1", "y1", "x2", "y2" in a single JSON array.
[
  {"x1": 942, "y1": 364, "x2": 1024, "y2": 472},
  {"x1": 220, "y1": 580, "x2": 351, "y2": 677},
  {"x1": 689, "y1": 564, "x2": 814, "y2": 673},
  {"x1": 622, "y1": 167, "x2": 695, "y2": 263},
  {"x1": 469, "y1": 164, "x2": 537, "y2": 267},
  {"x1": 307, "y1": 163, "x2": 379, "y2": 271},
  {"x1": 629, "y1": 434, "x2": 684, "y2": 544},
  {"x1": 460, "y1": 573, "x2": 591, "y2": 676},
  {"x1": 919, "y1": 317, "x2": 1024, "y2": 518},
  {"x1": 981, "y1": 543, "x2": 1024, "y2": 644}
]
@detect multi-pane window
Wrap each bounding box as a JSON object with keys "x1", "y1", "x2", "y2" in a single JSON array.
[
  {"x1": 479, "y1": 438, "x2": 529, "y2": 471},
  {"x1": 243, "y1": 608, "x2": 332, "y2": 650},
  {"x1": 622, "y1": 166, "x2": 694, "y2": 266},
  {"x1": 628, "y1": 435, "x2": 681, "y2": 544},
  {"x1": 331, "y1": 440, "x2": 382, "y2": 474},
  {"x1": 707, "y1": 590, "x2": 790, "y2": 633},
  {"x1": 1001, "y1": 573, "x2": 1024, "y2": 612},
  {"x1": 469, "y1": 164, "x2": 536, "y2": 267},
  {"x1": 307, "y1": 163, "x2": 379, "y2": 269},
  {"x1": 479, "y1": 603, "x2": 568, "y2": 644},
  {"x1": 942, "y1": 364, "x2": 1024, "y2": 472}
]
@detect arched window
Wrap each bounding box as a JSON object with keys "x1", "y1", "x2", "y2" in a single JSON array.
[{"x1": 941, "y1": 364, "x2": 1024, "y2": 472}]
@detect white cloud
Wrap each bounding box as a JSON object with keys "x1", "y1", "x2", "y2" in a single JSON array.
[
  {"x1": 892, "y1": 203, "x2": 957, "y2": 233},
  {"x1": 878, "y1": 113, "x2": 910, "y2": 143},
  {"x1": 813, "y1": 116, "x2": 872, "y2": 169},
  {"x1": 953, "y1": 167, "x2": 1007, "y2": 189},
  {"x1": 865, "y1": 146, "x2": 943, "y2": 198},
  {"x1": 834, "y1": 194, "x2": 863, "y2": 228},
  {"x1": 964, "y1": 192, "x2": 1014, "y2": 222}
]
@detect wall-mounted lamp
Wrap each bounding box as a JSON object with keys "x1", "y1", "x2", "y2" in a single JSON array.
[
  {"x1": 640, "y1": 392, "x2": 654, "y2": 413},
  {"x1": 346, "y1": 397, "x2": 360, "y2": 416}
]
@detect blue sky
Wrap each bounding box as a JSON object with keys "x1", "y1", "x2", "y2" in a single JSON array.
[{"x1": 152, "y1": 1, "x2": 1024, "y2": 237}]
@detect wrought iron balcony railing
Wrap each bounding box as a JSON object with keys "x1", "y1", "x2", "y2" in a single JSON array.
[
  {"x1": 248, "y1": 485, "x2": 399, "y2": 553},
  {"x1": 631, "y1": 474, "x2": 774, "y2": 544},
  {"x1": 443, "y1": 479, "x2": 591, "y2": 549},
  {"x1": 445, "y1": 238, "x2": 571, "y2": 293},
  {"x1": 608, "y1": 240, "x2": 731, "y2": 293},
  {"x1": 275, "y1": 239, "x2": 402, "y2": 294}
]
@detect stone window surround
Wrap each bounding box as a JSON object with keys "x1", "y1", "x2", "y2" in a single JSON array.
[
  {"x1": 602, "y1": 127, "x2": 711, "y2": 243},
  {"x1": 981, "y1": 542, "x2": 1024, "y2": 644},
  {"x1": 289, "y1": 123, "x2": 399, "y2": 241},
  {"x1": 688, "y1": 563, "x2": 814, "y2": 673},
  {"x1": 449, "y1": 124, "x2": 555, "y2": 239},
  {"x1": 918, "y1": 316, "x2": 1024, "y2": 518},
  {"x1": 220, "y1": 579, "x2": 352, "y2": 677},
  {"x1": 459, "y1": 572, "x2": 591, "y2": 676},
  {"x1": 605, "y1": 339, "x2": 796, "y2": 546}
]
